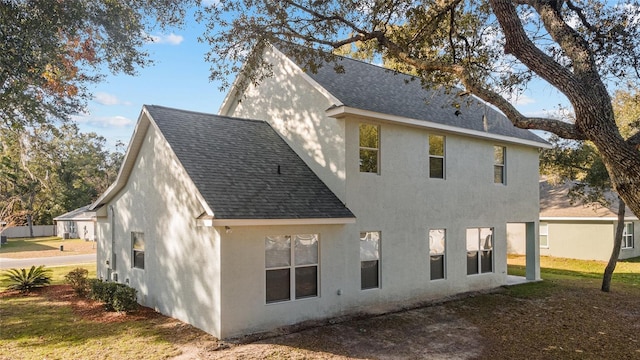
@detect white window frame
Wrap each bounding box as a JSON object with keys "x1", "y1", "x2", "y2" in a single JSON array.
[
  {"x1": 360, "y1": 231, "x2": 381, "y2": 290},
  {"x1": 539, "y1": 222, "x2": 549, "y2": 248},
  {"x1": 265, "y1": 234, "x2": 320, "y2": 304},
  {"x1": 429, "y1": 229, "x2": 446, "y2": 280},
  {"x1": 131, "y1": 231, "x2": 145, "y2": 270},
  {"x1": 359, "y1": 123, "x2": 380, "y2": 174},
  {"x1": 466, "y1": 227, "x2": 494, "y2": 275},
  {"x1": 494, "y1": 145, "x2": 506, "y2": 184},
  {"x1": 622, "y1": 222, "x2": 634, "y2": 249},
  {"x1": 428, "y1": 135, "x2": 445, "y2": 179}
]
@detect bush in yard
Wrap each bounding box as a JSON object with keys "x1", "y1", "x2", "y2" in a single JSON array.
[
  {"x1": 64, "y1": 268, "x2": 90, "y2": 297},
  {"x1": 112, "y1": 285, "x2": 138, "y2": 312},
  {"x1": 3, "y1": 265, "x2": 52, "y2": 292},
  {"x1": 90, "y1": 280, "x2": 138, "y2": 312}
]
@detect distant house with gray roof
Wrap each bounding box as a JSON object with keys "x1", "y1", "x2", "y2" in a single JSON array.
[
  {"x1": 53, "y1": 205, "x2": 96, "y2": 240},
  {"x1": 508, "y1": 180, "x2": 638, "y2": 261},
  {"x1": 91, "y1": 43, "x2": 548, "y2": 339}
]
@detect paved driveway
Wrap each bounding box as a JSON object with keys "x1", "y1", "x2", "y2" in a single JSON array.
[{"x1": 0, "y1": 253, "x2": 96, "y2": 269}]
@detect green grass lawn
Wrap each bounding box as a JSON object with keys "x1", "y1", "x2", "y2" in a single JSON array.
[
  {"x1": 0, "y1": 236, "x2": 65, "y2": 253},
  {"x1": 0, "y1": 236, "x2": 96, "y2": 257},
  {"x1": 0, "y1": 294, "x2": 181, "y2": 360},
  {"x1": 0, "y1": 264, "x2": 96, "y2": 292}
]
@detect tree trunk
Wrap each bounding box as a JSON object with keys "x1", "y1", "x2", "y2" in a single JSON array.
[
  {"x1": 26, "y1": 213, "x2": 34, "y2": 238},
  {"x1": 601, "y1": 196, "x2": 626, "y2": 292}
]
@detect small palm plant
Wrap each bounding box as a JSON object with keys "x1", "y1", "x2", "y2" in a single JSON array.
[{"x1": 3, "y1": 265, "x2": 52, "y2": 292}]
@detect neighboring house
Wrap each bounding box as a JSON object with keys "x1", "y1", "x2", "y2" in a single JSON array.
[
  {"x1": 53, "y1": 205, "x2": 96, "y2": 240},
  {"x1": 509, "y1": 181, "x2": 638, "y2": 261},
  {"x1": 90, "y1": 44, "x2": 548, "y2": 339}
]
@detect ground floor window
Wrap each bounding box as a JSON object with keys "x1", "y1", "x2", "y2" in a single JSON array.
[
  {"x1": 131, "y1": 232, "x2": 145, "y2": 269},
  {"x1": 265, "y1": 234, "x2": 319, "y2": 303},
  {"x1": 622, "y1": 222, "x2": 634, "y2": 249},
  {"x1": 539, "y1": 222, "x2": 549, "y2": 248},
  {"x1": 360, "y1": 231, "x2": 380, "y2": 289},
  {"x1": 429, "y1": 229, "x2": 446, "y2": 280},
  {"x1": 466, "y1": 228, "x2": 493, "y2": 275}
]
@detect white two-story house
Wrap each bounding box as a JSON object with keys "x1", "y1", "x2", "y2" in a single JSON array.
[{"x1": 91, "y1": 43, "x2": 547, "y2": 339}]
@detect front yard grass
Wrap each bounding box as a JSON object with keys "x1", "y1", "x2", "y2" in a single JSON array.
[
  {"x1": 0, "y1": 264, "x2": 96, "y2": 292},
  {"x1": 0, "y1": 236, "x2": 96, "y2": 258}
]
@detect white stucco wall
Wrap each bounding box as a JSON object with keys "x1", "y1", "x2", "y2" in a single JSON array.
[
  {"x1": 211, "y1": 120, "x2": 541, "y2": 338},
  {"x1": 216, "y1": 48, "x2": 542, "y2": 338},
  {"x1": 95, "y1": 121, "x2": 222, "y2": 337},
  {"x1": 56, "y1": 220, "x2": 95, "y2": 240},
  {"x1": 220, "y1": 48, "x2": 347, "y2": 202},
  {"x1": 539, "y1": 220, "x2": 640, "y2": 261}
]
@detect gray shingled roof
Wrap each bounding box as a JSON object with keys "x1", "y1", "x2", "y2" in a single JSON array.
[
  {"x1": 540, "y1": 180, "x2": 636, "y2": 219},
  {"x1": 280, "y1": 45, "x2": 545, "y2": 144},
  {"x1": 145, "y1": 105, "x2": 354, "y2": 220},
  {"x1": 53, "y1": 205, "x2": 95, "y2": 221}
]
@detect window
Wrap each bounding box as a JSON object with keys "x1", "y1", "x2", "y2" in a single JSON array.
[
  {"x1": 539, "y1": 222, "x2": 549, "y2": 248},
  {"x1": 622, "y1": 222, "x2": 634, "y2": 249},
  {"x1": 429, "y1": 135, "x2": 445, "y2": 179},
  {"x1": 494, "y1": 146, "x2": 506, "y2": 184},
  {"x1": 429, "y1": 229, "x2": 446, "y2": 280},
  {"x1": 466, "y1": 228, "x2": 493, "y2": 275},
  {"x1": 132, "y1": 232, "x2": 145, "y2": 269},
  {"x1": 360, "y1": 231, "x2": 380, "y2": 289},
  {"x1": 359, "y1": 123, "x2": 379, "y2": 173},
  {"x1": 265, "y1": 234, "x2": 319, "y2": 303}
]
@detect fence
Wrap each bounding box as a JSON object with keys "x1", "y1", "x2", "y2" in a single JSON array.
[{"x1": 0, "y1": 225, "x2": 56, "y2": 238}]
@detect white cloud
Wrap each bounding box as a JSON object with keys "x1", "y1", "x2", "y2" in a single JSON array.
[
  {"x1": 73, "y1": 114, "x2": 134, "y2": 128},
  {"x1": 94, "y1": 92, "x2": 120, "y2": 105},
  {"x1": 148, "y1": 32, "x2": 184, "y2": 45},
  {"x1": 510, "y1": 94, "x2": 536, "y2": 106}
]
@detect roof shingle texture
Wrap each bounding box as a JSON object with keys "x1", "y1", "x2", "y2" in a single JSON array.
[
  {"x1": 145, "y1": 105, "x2": 354, "y2": 220},
  {"x1": 539, "y1": 180, "x2": 635, "y2": 218},
  {"x1": 281, "y1": 45, "x2": 545, "y2": 143}
]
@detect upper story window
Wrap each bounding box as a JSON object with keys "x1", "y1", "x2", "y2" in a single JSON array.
[
  {"x1": 539, "y1": 222, "x2": 549, "y2": 248},
  {"x1": 359, "y1": 123, "x2": 379, "y2": 173},
  {"x1": 132, "y1": 232, "x2": 145, "y2": 269},
  {"x1": 429, "y1": 135, "x2": 445, "y2": 179},
  {"x1": 622, "y1": 222, "x2": 634, "y2": 249},
  {"x1": 265, "y1": 234, "x2": 319, "y2": 303},
  {"x1": 494, "y1": 145, "x2": 506, "y2": 184}
]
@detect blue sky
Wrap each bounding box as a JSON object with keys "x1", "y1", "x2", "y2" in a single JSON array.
[{"x1": 75, "y1": 14, "x2": 567, "y2": 151}]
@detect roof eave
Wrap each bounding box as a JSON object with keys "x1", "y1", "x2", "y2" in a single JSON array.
[
  {"x1": 327, "y1": 106, "x2": 552, "y2": 149},
  {"x1": 205, "y1": 217, "x2": 356, "y2": 227}
]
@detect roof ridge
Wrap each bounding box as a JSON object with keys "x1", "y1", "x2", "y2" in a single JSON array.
[{"x1": 144, "y1": 104, "x2": 267, "y2": 124}]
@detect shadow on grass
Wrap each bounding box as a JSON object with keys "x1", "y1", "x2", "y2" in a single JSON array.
[{"x1": 0, "y1": 290, "x2": 181, "y2": 360}]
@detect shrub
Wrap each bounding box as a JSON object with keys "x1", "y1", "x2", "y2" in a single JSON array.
[
  {"x1": 64, "y1": 268, "x2": 90, "y2": 297},
  {"x1": 112, "y1": 285, "x2": 138, "y2": 312},
  {"x1": 90, "y1": 280, "x2": 138, "y2": 312},
  {"x1": 3, "y1": 265, "x2": 52, "y2": 292}
]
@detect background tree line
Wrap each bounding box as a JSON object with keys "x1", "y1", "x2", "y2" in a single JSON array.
[{"x1": 0, "y1": 124, "x2": 123, "y2": 228}]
